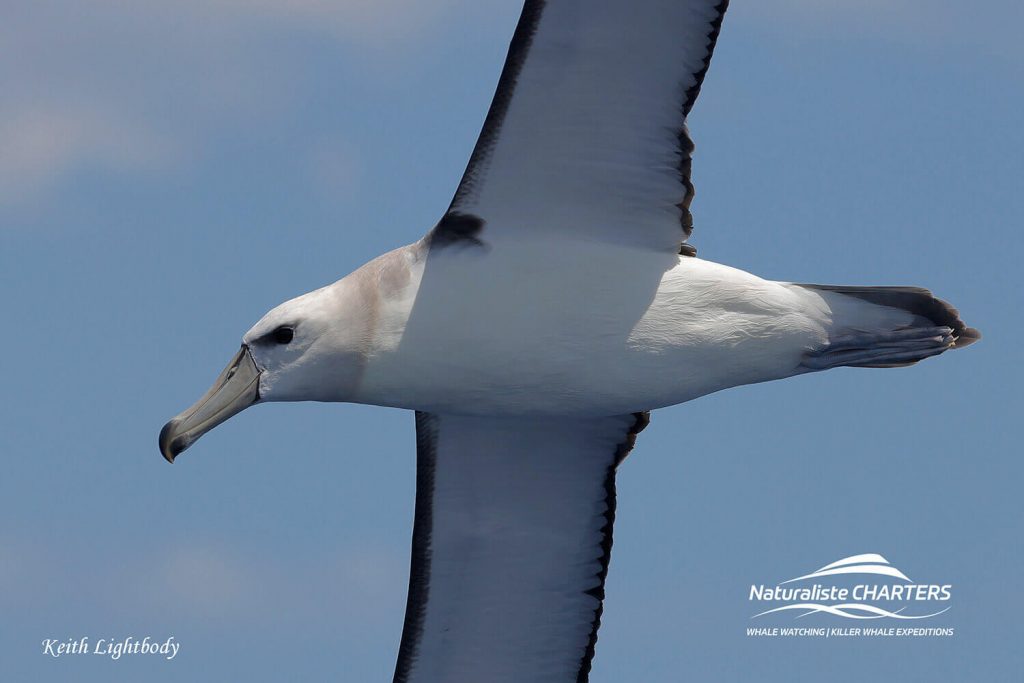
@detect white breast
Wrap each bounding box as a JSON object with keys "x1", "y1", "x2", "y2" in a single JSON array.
[{"x1": 354, "y1": 239, "x2": 827, "y2": 416}]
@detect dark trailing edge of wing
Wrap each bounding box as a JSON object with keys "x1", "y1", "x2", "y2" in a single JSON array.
[
  {"x1": 682, "y1": 0, "x2": 730, "y2": 118},
  {"x1": 677, "y1": 0, "x2": 730, "y2": 257},
  {"x1": 395, "y1": 411, "x2": 651, "y2": 683},
  {"x1": 393, "y1": 412, "x2": 439, "y2": 683},
  {"x1": 575, "y1": 411, "x2": 650, "y2": 683}
]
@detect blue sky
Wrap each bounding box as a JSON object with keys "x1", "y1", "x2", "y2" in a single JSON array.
[{"x1": 2, "y1": 1, "x2": 1022, "y2": 680}]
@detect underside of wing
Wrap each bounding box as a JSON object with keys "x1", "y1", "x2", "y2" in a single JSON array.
[
  {"x1": 394, "y1": 411, "x2": 649, "y2": 683},
  {"x1": 432, "y1": 0, "x2": 730, "y2": 256}
]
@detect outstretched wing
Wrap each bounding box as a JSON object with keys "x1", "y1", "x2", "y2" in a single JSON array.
[
  {"x1": 394, "y1": 412, "x2": 648, "y2": 683},
  {"x1": 432, "y1": 0, "x2": 729, "y2": 256}
]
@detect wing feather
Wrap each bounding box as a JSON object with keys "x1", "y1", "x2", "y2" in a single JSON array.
[
  {"x1": 432, "y1": 0, "x2": 730, "y2": 256},
  {"x1": 394, "y1": 412, "x2": 649, "y2": 683}
]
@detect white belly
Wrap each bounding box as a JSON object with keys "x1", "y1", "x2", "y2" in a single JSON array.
[{"x1": 355, "y1": 240, "x2": 827, "y2": 416}]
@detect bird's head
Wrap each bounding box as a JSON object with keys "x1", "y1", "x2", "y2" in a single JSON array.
[{"x1": 159, "y1": 280, "x2": 370, "y2": 463}]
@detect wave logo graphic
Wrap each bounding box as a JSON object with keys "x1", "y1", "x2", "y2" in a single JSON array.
[
  {"x1": 749, "y1": 553, "x2": 952, "y2": 620},
  {"x1": 780, "y1": 553, "x2": 910, "y2": 584}
]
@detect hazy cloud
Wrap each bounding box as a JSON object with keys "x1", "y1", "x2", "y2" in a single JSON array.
[
  {"x1": 142, "y1": 541, "x2": 406, "y2": 625},
  {"x1": 6, "y1": 0, "x2": 1015, "y2": 206},
  {"x1": 188, "y1": 0, "x2": 465, "y2": 44},
  {"x1": 150, "y1": 544, "x2": 255, "y2": 615},
  {"x1": 0, "y1": 107, "x2": 177, "y2": 204},
  {"x1": 0, "y1": 531, "x2": 405, "y2": 629},
  {"x1": 0, "y1": 0, "x2": 466, "y2": 205}
]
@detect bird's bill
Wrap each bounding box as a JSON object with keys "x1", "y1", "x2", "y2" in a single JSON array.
[{"x1": 159, "y1": 345, "x2": 261, "y2": 463}]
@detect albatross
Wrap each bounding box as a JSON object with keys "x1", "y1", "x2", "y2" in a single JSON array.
[{"x1": 160, "y1": 1, "x2": 979, "y2": 680}]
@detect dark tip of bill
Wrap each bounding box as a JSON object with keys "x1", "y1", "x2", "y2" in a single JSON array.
[{"x1": 159, "y1": 420, "x2": 182, "y2": 464}]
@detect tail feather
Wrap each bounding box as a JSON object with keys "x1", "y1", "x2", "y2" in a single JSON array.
[{"x1": 796, "y1": 284, "x2": 980, "y2": 371}]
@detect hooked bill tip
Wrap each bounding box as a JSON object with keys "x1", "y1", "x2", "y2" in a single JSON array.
[{"x1": 159, "y1": 420, "x2": 186, "y2": 464}]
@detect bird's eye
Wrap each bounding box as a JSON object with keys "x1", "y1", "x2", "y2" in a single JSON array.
[{"x1": 271, "y1": 326, "x2": 294, "y2": 345}]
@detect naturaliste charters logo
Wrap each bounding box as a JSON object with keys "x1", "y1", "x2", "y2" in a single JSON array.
[{"x1": 747, "y1": 553, "x2": 953, "y2": 635}]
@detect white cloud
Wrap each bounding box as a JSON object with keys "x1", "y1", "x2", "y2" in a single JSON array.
[
  {"x1": 0, "y1": 106, "x2": 177, "y2": 204},
  {"x1": 7, "y1": 0, "x2": 1013, "y2": 207},
  {"x1": 0, "y1": 0, "x2": 472, "y2": 206}
]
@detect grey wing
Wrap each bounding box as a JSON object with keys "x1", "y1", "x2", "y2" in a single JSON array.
[
  {"x1": 432, "y1": 0, "x2": 729, "y2": 257},
  {"x1": 394, "y1": 411, "x2": 649, "y2": 683}
]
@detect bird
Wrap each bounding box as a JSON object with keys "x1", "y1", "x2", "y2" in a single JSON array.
[{"x1": 159, "y1": 1, "x2": 979, "y2": 681}]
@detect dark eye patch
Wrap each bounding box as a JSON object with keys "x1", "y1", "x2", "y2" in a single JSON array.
[{"x1": 270, "y1": 326, "x2": 294, "y2": 345}]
